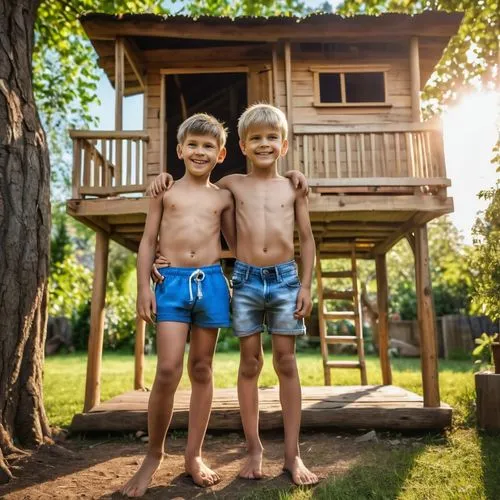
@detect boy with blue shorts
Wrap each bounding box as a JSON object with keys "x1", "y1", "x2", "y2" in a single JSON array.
[
  {"x1": 120, "y1": 114, "x2": 235, "y2": 497},
  {"x1": 151, "y1": 104, "x2": 318, "y2": 486}
]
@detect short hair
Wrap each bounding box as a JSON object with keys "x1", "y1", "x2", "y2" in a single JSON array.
[
  {"x1": 238, "y1": 103, "x2": 288, "y2": 141},
  {"x1": 177, "y1": 113, "x2": 227, "y2": 148}
]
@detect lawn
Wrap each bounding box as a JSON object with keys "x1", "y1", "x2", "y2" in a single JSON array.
[{"x1": 43, "y1": 351, "x2": 499, "y2": 499}]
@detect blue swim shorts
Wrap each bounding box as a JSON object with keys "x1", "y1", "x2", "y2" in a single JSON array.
[
  {"x1": 155, "y1": 264, "x2": 231, "y2": 328},
  {"x1": 231, "y1": 260, "x2": 306, "y2": 337}
]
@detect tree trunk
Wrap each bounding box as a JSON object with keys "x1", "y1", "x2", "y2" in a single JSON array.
[{"x1": 0, "y1": 0, "x2": 51, "y2": 483}]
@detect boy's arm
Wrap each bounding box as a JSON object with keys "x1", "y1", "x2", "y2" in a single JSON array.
[
  {"x1": 214, "y1": 173, "x2": 239, "y2": 191},
  {"x1": 284, "y1": 170, "x2": 309, "y2": 196},
  {"x1": 137, "y1": 194, "x2": 164, "y2": 323},
  {"x1": 147, "y1": 173, "x2": 174, "y2": 197},
  {"x1": 294, "y1": 190, "x2": 316, "y2": 319},
  {"x1": 220, "y1": 190, "x2": 236, "y2": 253}
]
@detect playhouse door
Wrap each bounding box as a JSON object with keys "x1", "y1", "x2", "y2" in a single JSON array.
[{"x1": 247, "y1": 64, "x2": 273, "y2": 105}]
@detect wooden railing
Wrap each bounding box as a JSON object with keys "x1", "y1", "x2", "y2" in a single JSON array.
[
  {"x1": 291, "y1": 122, "x2": 445, "y2": 179},
  {"x1": 70, "y1": 130, "x2": 149, "y2": 198}
]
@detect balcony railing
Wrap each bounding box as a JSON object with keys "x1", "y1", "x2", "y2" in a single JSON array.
[
  {"x1": 292, "y1": 122, "x2": 446, "y2": 180},
  {"x1": 70, "y1": 130, "x2": 149, "y2": 198}
]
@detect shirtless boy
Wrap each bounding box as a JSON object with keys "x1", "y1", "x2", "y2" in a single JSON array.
[
  {"x1": 151, "y1": 104, "x2": 318, "y2": 486},
  {"x1": 120, "y1": 114, "x2": 235, "y2": 497}
]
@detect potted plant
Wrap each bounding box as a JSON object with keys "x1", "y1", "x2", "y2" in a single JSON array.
[
  {"x1": 473, "y1": 333, "x2": 500, "y2": 374},
  {"x1": 474, "y1": 333, "x2": 500, "y2": 431}
]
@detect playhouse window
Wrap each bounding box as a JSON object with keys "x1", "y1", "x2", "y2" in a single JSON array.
[{"x1": 312, "y1": 67, "x2": 389, "y2": 107}]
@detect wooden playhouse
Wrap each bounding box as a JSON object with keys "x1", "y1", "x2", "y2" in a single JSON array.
[{"x1": 68, "y1": 11, "x2": 463, "y2": 432}]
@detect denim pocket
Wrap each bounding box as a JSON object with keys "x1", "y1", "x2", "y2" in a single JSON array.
[
  {"x1": 231, "y1": 272, "x2": 246, "y2": 288},
  {"x1": 283, "y1": 273, "x2": 301, "y2": 289}
]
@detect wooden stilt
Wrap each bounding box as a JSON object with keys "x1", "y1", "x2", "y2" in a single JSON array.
[
  {"x1": 134, "y1": 317, "x2": 146, "y2": 390},
  {"x1": 415, "y1": 224, "x2": 440, "y2": 407},
  {"x1": 84, "y1": 230, "x2": 109, "y2": 412},
  {"x1": 376, "y1": 254, "x2": 392, "y2": 385}
]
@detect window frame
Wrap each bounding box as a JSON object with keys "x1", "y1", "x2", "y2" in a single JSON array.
[{"x1": 311, "y1": 65, "x2": 392, "y2": 108}]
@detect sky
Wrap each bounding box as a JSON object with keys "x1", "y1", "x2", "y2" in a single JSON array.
[{"x1": 90, "y1": 1, "x2": 498, "y2": 244}]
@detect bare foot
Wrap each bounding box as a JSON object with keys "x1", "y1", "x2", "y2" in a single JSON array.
[
  {"x1": 120, "y1": 452, "x2": 163, "y2": 497},
  {"x1": 239, "y1": 449, "x2": 263, "y2": 480},
  {"x1": 283, "y1": 456, "x2": 318, "y2": 486},
  {"x1": 185, "y1": 456, "x2": 221, "y2": 487}
]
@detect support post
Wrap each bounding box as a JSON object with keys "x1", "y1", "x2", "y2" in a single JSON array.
[
  {"x1": 376, "y1": 254, "x2": 392, "y2": 385},
  {"x1": 115, "y1": 37, "x2": 125, "y2": 184},
  {"x1": 415, "y1": 224, "x2": 440, "y2": 407},
  {"x1": 284, "y1": 40, "x2": 293, "y2": 170},
  {"x1": 409, "y1": 36, "x2": 421, "y2": 123},
  {"x1": 84, "y1": 230, "x2": 109, "y2": 412},
  {"x1": 134, "y1": 317, "x2": 146, "y2": 390}
]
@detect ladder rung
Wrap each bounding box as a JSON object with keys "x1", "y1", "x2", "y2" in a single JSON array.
[
  {"x1": 323, "y1": 311, "x2": 357, "y2": 320},
  {"x1": 325, "y1": 335, "x2": 359, "y2": 344},
  {"x1": 323, "y1": 290, "x2": 355, "y2": 300},
  {"x1": 326, "y1": 360, "x2": 361, "y2": 368},
  {"x1": 322, "y1": 271, "x2": 354, "y2": 279}
]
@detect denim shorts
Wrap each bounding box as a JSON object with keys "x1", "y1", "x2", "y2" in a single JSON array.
[
  {"x1": 155, "y1": 264, "x2": 231, "y2": 328},
  {"x1": 231, "y1": 260, "x2": 306, "y2": 337}
]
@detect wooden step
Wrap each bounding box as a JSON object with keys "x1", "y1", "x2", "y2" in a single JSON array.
[
  {"x1": 326, "y1": 360, "x2": 362, "y2": 369},
  {"x1": 324, "y1": 335, "x2": 359, "y2": 344},
  {"x1": 323, "y1": 311, "x2": 357, "y2": 320},
  {"x1": 323, "y1": 289, "x2": 355, "y2": 300},
  {"x1": 322, "y1": 271, "x2": 354, "y2": 279}
]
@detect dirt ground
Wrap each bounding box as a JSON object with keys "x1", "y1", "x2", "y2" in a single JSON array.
[{"x1": 0, "y1": 429, "x2": 374, "y2": 499}]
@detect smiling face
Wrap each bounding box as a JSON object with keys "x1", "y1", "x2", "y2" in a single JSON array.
[
  {"x1": 177, "y1": 133, "x2": 226, "y2": 178},
  {"x1": 239, "y1": 125, "x2": 288, "y2": 170}
]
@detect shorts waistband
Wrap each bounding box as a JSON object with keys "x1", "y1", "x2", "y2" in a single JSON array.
[
  {"x1": 234, "y1": 259, "x2": 297, "y2": 280},
  {"x1": 158, "y1": 264, "x2": 223, "y2": 277}
]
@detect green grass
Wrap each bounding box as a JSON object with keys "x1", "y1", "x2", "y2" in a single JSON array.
[{"x1": 43, "y1": 351, "x2": 500, "y2": 499}]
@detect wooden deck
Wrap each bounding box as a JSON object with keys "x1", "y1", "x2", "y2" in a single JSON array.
[{"x1": 70, "y1": 385, "x2": 452, "y2": 433}]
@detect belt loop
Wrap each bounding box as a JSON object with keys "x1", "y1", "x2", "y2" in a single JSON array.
[
  {"x1": 275, "y1": 264, "x2": 281, "y2": 282},
  {"x1": 245, "y1": 265, "x2": 250, "y2": 281}
]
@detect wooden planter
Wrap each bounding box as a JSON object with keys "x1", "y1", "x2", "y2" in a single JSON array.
[
  {"x1": 492, "y1": 343, "x2": 500, "y2": 375},
  {"x1": 475, "y1": 372, "x2": 500, "y2": 431}
]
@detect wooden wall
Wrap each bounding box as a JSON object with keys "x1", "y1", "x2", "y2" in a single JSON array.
[{"x1": 142, "y1": 42, "x2": 415, "y2": 183}]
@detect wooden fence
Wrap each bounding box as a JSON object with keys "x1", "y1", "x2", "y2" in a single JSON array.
[
  {"x1": 291, "y1": 122, "x2": 445, "y2": 179},
  {"x1": 70, "y1": 130, "x2": 149, "y2": 198}
]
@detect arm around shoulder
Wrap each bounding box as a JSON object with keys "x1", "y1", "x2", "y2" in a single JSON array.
[{"x1": 220, "y1": 189, "x2": 236, "y2": 253}]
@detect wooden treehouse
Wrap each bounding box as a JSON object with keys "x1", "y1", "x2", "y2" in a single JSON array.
[{"x1": 68, "y1": 11, "x2": 463, "y2": 433}]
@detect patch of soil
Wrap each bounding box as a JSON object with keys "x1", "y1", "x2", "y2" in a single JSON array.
[{"x1": 0, "y1": 430, "x2": 366, "y2": 499}]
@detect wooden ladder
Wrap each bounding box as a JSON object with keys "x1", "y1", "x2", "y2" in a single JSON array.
[{"x1": 315, "y1": 246, "x2": 368, "y2": 386}]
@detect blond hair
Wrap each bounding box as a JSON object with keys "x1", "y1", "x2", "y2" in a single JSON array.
[
  {"x1": 177, "y1": 113, "x2": 227, "y2": 148},
  {"x1": 237, "y1": 103, "x2": 288, "y2": 141}
]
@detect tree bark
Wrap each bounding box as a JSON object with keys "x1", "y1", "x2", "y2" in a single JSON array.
[{"x1": 0, "y1": 0, "x2": 51, "y2": 483}]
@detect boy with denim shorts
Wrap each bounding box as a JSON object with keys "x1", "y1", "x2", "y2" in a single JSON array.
[
  {"x1": 120, "y1": 113, "x2": 235, "y2": 497},
  {"x1": 151, "y1": 104, "x2": 317, "y2": 486}
]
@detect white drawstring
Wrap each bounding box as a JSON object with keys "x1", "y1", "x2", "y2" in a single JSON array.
[{"x1": 188, "y1": 269, "x2": 205, "y2": 303}]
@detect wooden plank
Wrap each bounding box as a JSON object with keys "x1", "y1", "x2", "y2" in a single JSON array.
[
  {"x1": 303, "y1": 135, "x2": 309, "y2": 176},
  {"x1": 335, "y1": 135, "x2": 341, "y2": 177},
  {"x1": 70, "y1": 130, "x2": 148, "y2": 140},
  {"x1": 475, "y1": 373, "x2": 500, "y2": 430},
  {"x1": 126, "y1": 139, "x2": 132, "y2": 186},
  {"x1": 323, "y1": 135, "x2": 330, "y2": 177},
  {"x1": 72, "y1": 138, "x2": 82, "y2": 198},
  {"x1": 370, "y1": 133, "x2": 376, "y2": 176},
  {"x1": 307, "y1": 177, "x2": 451, "y2": 187},
  {"x1": 315, "y1": 250, "x2": 331, "y2": 385},
  {"x1": 395, "y1": 132, "x2": 401, "y2": 175},
  {"x1": 284, "y1": 41, "x2": 293, "y2": 170},
  {"x1": 272, "y1": 45, "x2": 279, "y2": 107},
  {"x1": 82, "y1": 13, "x2": 464, "y2": 42},
  {"x1": 84, "y1": 231, "x2": 109, "y2": 412},
  {"x1": 382, "y1": 133, "x2": 389, "y2": 176},
  {"x1": 84, "y1": 142, "x2": 92, "y2": 187},
  {"x1": 160, "y1": 74, "x2": 166, "y2": 173},
  {"x1": 415, "y1": 224, "x2": 440, "y2": 408},
  {"x1": 376, "y1": 254, "x2": 392, "y2": 385},
  {"x1": 294, "y1": 122, "x2": 441, "y2": 134},
  {"x1": 122, "y1": 37, "x2": 145, "y2": 88},
  {"x1": 115, "y1": 38, "x2": 124, "y2": 130},
  {"x1": 409, "y1": 36, "x2": 421, "y2": 122},
  {"x1": 346, "y1": 134, "x2": 352, "y2": 177}
]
